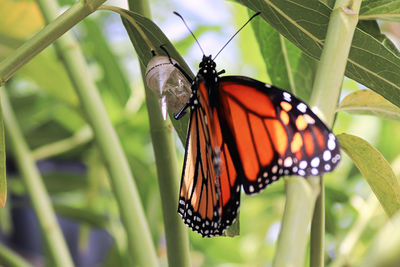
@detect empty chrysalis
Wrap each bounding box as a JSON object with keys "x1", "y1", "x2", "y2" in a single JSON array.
[{"x1": 145, "y1": 55, "x2": 191, "y2": 120}]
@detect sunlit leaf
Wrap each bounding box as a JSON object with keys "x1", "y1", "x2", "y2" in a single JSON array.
[
  {"x1": 360, "y1": 0, "x2": 400, "y2": 22},
  {"x1": 338, "y1": 90, "x2": 400, "y2": 121},
  {"x1": 338, "y1": 133, "x2": 400, "y2": 217},
  {"x1": 18, "y1": 49, "x2": 79, "y2": 107},
  {"x1": 82, "y1": 18, "x2": 131, "y2": 106},
  {"x1": 237, "y1": 0, "x2": 400, "y2": 109},
  {"x1": 0, "y1": 0, "x2": 43, "y2": 39}
]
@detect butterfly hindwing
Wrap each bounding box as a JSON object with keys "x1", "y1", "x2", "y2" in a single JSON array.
[{"x1": 218, "y1": 76, "x2": 341, "y2": 194}]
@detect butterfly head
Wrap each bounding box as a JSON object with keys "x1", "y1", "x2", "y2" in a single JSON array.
[
  {"x1": 197, "y1": 55, "x2": 219, "y2": 84},
  {"x1": 199, "y1": 55, "x2": 216, "y2": 71}
]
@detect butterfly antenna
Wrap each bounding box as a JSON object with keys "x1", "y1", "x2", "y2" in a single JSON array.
[
  {"x1": 213, "y1": 11, "x2": 261, "y2": 60},
  {"x1": 174, "y1": 11, "x2": 205, "y2": 56}
]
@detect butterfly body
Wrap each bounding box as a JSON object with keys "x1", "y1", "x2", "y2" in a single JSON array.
[{"x1": 177, "y1": 55, "x2": 341, "y2": 237}]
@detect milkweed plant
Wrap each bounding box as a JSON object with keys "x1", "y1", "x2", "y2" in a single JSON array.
[{"x1": 0, "y1": 0, "x2": 399, "y2": 266}]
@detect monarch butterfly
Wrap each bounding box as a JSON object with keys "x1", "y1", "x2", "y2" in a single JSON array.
[{"x1": 167, "y1": 12, "x2": 341, "y2": 237}]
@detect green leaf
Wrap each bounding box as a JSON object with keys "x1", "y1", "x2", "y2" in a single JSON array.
[
  {"x1": 360, "y1": 0, "x2": 400, "y2": 22},
  {"x1": 237, "y1": 0, "x2": 400, "y2": 109},
  {"x1": 338, "y1": 89, "x2": 400, "y2": 121},
  {"x1": 251, "y1": 15, "x2": 316, "y2": 102},
  {"x1": 18, "y1": 49, "x2": 79, "y2": 107},
  {"x1": 82, "y1": 18, "x2": 131, "y2": 106},
  {"x1": 0, "y1": 98, "x2": 6, "y2": 207},
  {"x1": 338, "y1": 133, "x2": 400, "y2": 217},
  {"x1": 54, "y1": 204, "x2": 110, "y2": 229},
  {"x1": 119, "y1": 8, "x2": 191, "y2": 144}
]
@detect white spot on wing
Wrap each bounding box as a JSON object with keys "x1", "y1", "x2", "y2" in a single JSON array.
[
  {"x1": 297, "y1": 103, "x2": 307, "y2": 113},
  {"x1": 311, "y1": 157, "x2": 320, "y2": 167},
  {"x1": 311, "y1": 168, "x2": 319, "y2": 175},
  {"x1": 304, "y1": 114, "x2": 315, "y2": 124},
  {"x1": 283, "y1": 92, "x2": 292, "y2": 101},
  {"x1": 299, "y1": 161, "x2": 307, "y2": 169},
  {"x1": 284, "y1": 157, "x2": 293, "y2": 167},
  {"x1": 323, "y1": 150, "x2": 331, "y2": 161},
  {"x1": 328, "y1": 139, "x2": 336, "y2": 150},
  {"x1": 324, "y1": 164, "x2": 331, "y2": 171},
  {"x1": 272, "y1": 165, "x2": 278, "y2": 173}
]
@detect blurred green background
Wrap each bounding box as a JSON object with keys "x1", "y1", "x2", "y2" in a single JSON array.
[{"x1": 0, "y1": 0, "x2": 400, "y2": 266}]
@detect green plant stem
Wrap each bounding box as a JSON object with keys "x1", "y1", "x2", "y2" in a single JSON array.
[
  {"x1": 0, "y1": 0, "x2": 106, "y2": 85},
  {"x1": 273, "y1": 177, "x2": 320, "y2": 267},
  {"x1": 309, "y1": 0, "x2": 362, "y2": 124},
  {"x1": 309, "y1": 1, "x2": 362, "y2": 266},
  {"x1": 0, "y1": 241, "x2": 33, "y2": 267},
  {"x1": 128, "y1": 1, "x2": 191, "y2": 266},
  {"x1": 35, "y1": 0, "x2": 159, "y2": 266},
  {"x1": 273, "y1": 1, "x2": 362, "y2": 266},
  {"x1": 310, "y1": 176, "x2": 325, "y2": 267},
  {"x1": 143, "y1": 78, "x2": 191, "y2": 267},
  {"x1": 0, "y1": 87, "x2": 74, "y2": 267}
]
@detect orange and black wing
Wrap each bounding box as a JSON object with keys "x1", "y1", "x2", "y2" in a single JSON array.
[
  {"x1": 218, "y1": 76, "x2": 341, "y2": 194},
  {"x1": 178, "y1": 81, "x2": 241, "y2": 237}
]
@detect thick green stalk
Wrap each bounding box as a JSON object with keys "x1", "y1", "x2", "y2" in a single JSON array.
[
  {"x1": 309, "y1": 1, "x2": 362, "y2": 266},
  {"x1": 0, "y1": 87, "x2": 74, "y2": 267},
  {"x1": 128, "y1": 0, "x2": 191, "y2": 266},
  {"x1": 273, "y1": 177, "x2": 320, "y2": 267},
  {"x1": 309, "y1": 0, "x2": 362, "y2": 124},
  {"x1": 0, "y1": 241, "x2": 34, "y2": 267},
  {"x1": 273, "y1": 1, "x2": 362, "y2": 266},
  {"x1": 0, "y1": 0, "x2": 106, "y2": 84},
  {"x1": 35, "y1": 0, "x2": 158, "y2": 266},
  {"x1": 310, "y1": 177, "x2": 325, "y2": 267},
  {"x1": 143, "y1": 77, "x2": 191, "y2": 267}
]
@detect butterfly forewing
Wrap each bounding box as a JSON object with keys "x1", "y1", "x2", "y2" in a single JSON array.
[
  {"x1": 219, "y1": 76, "x2": 341, "y2": 194},
  {"x1": 176, "y1": 55, "x2": 340, "y2": 237}
]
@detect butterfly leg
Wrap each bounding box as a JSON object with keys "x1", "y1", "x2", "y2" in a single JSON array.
[
  {"x1": 160, "y1": 45, "x2": 193, "y2": 84},
  {"x1": 174, "y1": 102, "x2": 191, "y2": 120}
]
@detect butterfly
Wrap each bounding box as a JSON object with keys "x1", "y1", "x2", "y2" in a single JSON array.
[{"x1": 167, "y1": 13, "x2": 341, "y2": 237}]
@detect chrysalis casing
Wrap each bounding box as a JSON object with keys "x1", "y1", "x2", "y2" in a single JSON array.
[{"x1": 145, "y1": 56, "x2": 191, "y2": 120}]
